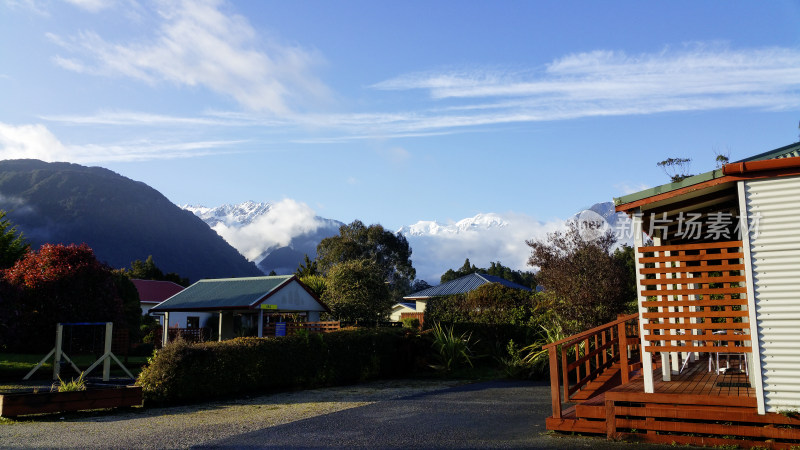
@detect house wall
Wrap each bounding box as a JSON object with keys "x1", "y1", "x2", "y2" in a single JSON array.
[
  {"x1": 157, "y1": 312, "x2": 214, "y2": 329},
  {"x1": 743, "y1": 175, "x2": 800, "y2": 412},
  {"x1": 390, "y1": 305, "x2": 415, "y2": 322},
  {"x1": 268, "y1": 281, "x2": 327, "y2": 312}
]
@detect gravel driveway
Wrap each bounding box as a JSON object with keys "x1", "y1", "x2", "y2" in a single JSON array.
[
  {"x1": 0, "y1": 379, "x2": 465, "y2": 448},
  {"x1": 0, "y1": 378, "x2": 681, "y2": 449}
]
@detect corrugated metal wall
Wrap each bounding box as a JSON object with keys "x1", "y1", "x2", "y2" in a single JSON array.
[{"x1": 744, "y1": 175, "x2": 800, "y2": 412}]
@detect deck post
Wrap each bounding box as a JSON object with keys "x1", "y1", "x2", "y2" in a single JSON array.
[
  {"x1": 634, "y1": 208, "x2": 655, "y2": 393},
  {"x1": 562, "y1": 346, "x2": 569, "y2": 400},
  {"x1": 605, "y1": 398, "x2": 617, "y2": 439},
  {"x1": 618, "y1": 320, "x2": 629, "y2": 384},
  {"x1": 548, "y1": 346, "x2": 561, "y2": 418},
  {"x1": 652, "y1": 234, "x2": 672, "y2": 382},
  {"x1": 258, "y1": 309, "x2": 264, "y2": 338}
]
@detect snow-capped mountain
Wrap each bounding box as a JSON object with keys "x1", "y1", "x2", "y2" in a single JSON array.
[
  {"x1": 183, "y1": 201, "x2": 273, "y2": 227},
  {"x1": 183, "y1": 200, "x2": 342, "y2": 275},
  {"x1": 184, "y1": 199, "x2": 629, "y2": 283},
  {"x1": 398, "y1": 213, "x2": 508, "y2": 236},
  {"x1": 400, "y1": 202, "x2": 631, "y2": 283}
]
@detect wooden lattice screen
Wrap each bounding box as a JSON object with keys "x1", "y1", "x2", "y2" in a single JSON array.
[{"x1": 638, "y1": 240, "x2": 751, "y2": 354}]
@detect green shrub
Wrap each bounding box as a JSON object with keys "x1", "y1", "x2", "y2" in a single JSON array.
[
  {"x1": 136, "y1": 329, "x2": 422, "y2": 404},
  {"x1": 402, "y1": 317, "x2": 420, "y2": 329}
]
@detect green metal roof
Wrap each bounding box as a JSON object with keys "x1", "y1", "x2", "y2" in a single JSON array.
[
  {"x1": 613, "y1": 142, "x2": 800, "y2": 208},
  {"x1": 150, "y1": 276, "x2": 294, "y2": 311}
]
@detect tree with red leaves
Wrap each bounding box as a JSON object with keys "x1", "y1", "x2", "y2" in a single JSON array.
[{"x1": 0, "y1": 243, "x2": 140, "y2": 352}]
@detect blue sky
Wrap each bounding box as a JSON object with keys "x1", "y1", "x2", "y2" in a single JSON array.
[{"x1": 2, "y1": 0, "x2": 800, "y2": 231}]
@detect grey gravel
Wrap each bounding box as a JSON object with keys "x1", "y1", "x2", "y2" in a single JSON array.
[
  {"x1": 0, "y1": 379, "x2": 464, "y2": 448},
  {"x1": 1, "y1": 379, "x2": 688, "y2": 449}
]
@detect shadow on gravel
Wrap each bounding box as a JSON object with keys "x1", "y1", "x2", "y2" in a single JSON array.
[{"x1": 196, "y1": 379, "x2": 684, "y2": 450}]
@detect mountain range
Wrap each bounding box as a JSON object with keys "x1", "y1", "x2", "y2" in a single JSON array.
[
  {"x1": 0, "y1": 160, "x2": 262, "y2": 282},
  {"x1": 0, "y1": 159, "x2": 628, "y2": 285},
  {"x1": 186, "y1": 200, "x2": 629, "y2": 283}
]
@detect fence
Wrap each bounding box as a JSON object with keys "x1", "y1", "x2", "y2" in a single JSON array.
[{"x1": 399, "y1": 312, "x2": 425, "y2": 326}]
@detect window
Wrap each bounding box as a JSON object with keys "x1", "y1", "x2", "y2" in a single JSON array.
[{"x1": 186, "y1": 316, "x2": 200, "y2": 329}]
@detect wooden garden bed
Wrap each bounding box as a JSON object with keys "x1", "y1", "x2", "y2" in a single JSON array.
[{"x1": 0, "y1": 386, "x2": 142, "y2": 417}]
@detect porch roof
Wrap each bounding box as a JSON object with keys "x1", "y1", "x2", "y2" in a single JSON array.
[{"x1": 614, "y1": 142, "x2": 800, "y2": 212}]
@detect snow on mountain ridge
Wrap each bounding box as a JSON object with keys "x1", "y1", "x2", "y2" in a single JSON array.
[
  {"x1": 183, "y1": 201, "x2": 272, "y2": 227},
  {"x1": 398, "y1": 213, "x2": 508, "y2": 236}
]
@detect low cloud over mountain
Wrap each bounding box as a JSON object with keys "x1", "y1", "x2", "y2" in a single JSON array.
[{"x1": 187, "y1": 200, "x2": 629, "y2": 283}]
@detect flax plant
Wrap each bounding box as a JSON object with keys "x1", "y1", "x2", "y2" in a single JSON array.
[{"x1": 429, "y1": 322, "x2": 476, "y2": 374}]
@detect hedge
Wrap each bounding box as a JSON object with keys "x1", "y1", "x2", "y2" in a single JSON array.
[{"x1": 136, "y1": 328, "x2": 428, "y2": 404}]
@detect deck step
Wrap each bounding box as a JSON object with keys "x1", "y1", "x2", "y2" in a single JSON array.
[{"x1": 545, "y1": 416, "x2": 605, "y2": 434}]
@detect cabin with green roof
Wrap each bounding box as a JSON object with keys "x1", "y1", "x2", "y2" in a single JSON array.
[{"x1": 150, "y1": 275, "x2": 329, "y2": 345}]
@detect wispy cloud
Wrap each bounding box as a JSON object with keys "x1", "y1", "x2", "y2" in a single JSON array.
[
  {"x1": 63, "y1": 0, "x2": 113, "y2": 13},
  {"x1": 36, "y1": 41, "x2": 800, "y2": 162},
  {"x1": 0, "y1": 121, "x2": 245, "y2": 162},
  {"x1": 615, "y1": 182, "x2": 651, "y2": 195},
  {"x1": 47, "y1": 0, "x2": 330, "y2": 114},
  {"x1": 372, "y1": 45, "x2": 800, "y2": 117}
]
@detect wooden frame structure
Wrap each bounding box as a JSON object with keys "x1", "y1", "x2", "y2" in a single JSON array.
[
  {"x1": 546, "y1": 149, "x2": 800, "y2": 447},
  {"x1": 24, "y1": 322, "x2": 134, "y2": 381}
]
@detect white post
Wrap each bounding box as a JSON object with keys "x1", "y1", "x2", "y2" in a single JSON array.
[
  {"x1": 53, "y1": 323, "x2": 63, "y2": 381},
  {"x1": 102, "y1": 322, "x2": 112, "y2": 381},
  {"x1": 258, "y1": 309, "x2": 264, "y2": 338},
  {"x1": 634, "y1": 210, "x2": 655, "y2": 393},
  {"x1": 652, "y1": 234, "x2": 671, "y2": 382},
  {"x1": 162, "y1": 312, "x2": 170, "y2": 348},
  {"x1": 218, "y1": 311, "x2": 223, "y2": 342},
  {"x1": 738, "y1": 180, "x2": 766, "y2": 415}
]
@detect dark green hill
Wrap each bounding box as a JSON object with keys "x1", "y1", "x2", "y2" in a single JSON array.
[{"x1": 0, "y1": 159, "x2": 262, "y2": 282}]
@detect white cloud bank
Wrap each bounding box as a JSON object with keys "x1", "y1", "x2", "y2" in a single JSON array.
[
  {"x1": 0, "y1": 121, "x2": 243, "y2": 163},
  {"x1": 48, "y1": 0, "x2": 329, "y2": 114},
  {"x1": 402, "y1": 213, "x2": 566, "y2": 283},
  {"x1": 209, "y1": 199, "x2": 325, "y2": 261}
]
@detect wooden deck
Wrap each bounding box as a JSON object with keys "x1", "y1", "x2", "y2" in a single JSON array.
[{"x1": 546, "y1": 358, "x2": 800, "y2": 448}]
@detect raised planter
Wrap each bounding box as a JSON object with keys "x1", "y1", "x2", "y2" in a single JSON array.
[{"x1": 0, "y1": 386, "x2": 142, "y2": 417}]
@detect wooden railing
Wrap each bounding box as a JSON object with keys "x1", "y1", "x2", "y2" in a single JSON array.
[
  {"x1": 544, "y1": 313, "x2": 640, "y2": 419},
  {"x1": 262, "y1": 321, "x2": 340, "y2": 337},
  {"x1": 638, "y1": 240, "x2": 751, "y2": 354},
  {"x1": 155, "y1": 327, "x2": 208, "y2": 348}
]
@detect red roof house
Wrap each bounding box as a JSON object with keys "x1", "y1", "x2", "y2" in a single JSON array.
[{"x1": 132, "y1": 279, "x2": 185, "y2": 316}]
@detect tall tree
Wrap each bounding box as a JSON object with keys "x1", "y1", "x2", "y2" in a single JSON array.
[
  {"x1": 440, "y1": 258, "x2": 479, "y2": 283},
  {"x1": 316, "y1": 220, "x2": 415, "y2": 301},
  {"x1": 124, "y1": 255, "x2": 190, "y2": 286},
  {"x1": 295, "y1": 254, "x2": 318, "y2": 277},
  {"x1": 526, "y1": 220, "x2": 628, "y2": 334},
  {"x1": 322, "y1": 259, "x2": 391, "y2": 324},
  {"x1": 657, "y1": 157, "x2": 693, "y2": 183},
  {"x1": 0, "y1": 210, "x2": 29, "y2": 269},
  {"x1": 1, "y1": 243, "x2": 141, "y2": 352},
  {"x1": 440, "y1": 258, "x2": 537, "y2": 289}
]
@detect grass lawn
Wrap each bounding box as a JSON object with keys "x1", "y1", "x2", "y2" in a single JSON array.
[{"x1": 0, "y1": 353, "x2": 150, "y2": 381}]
